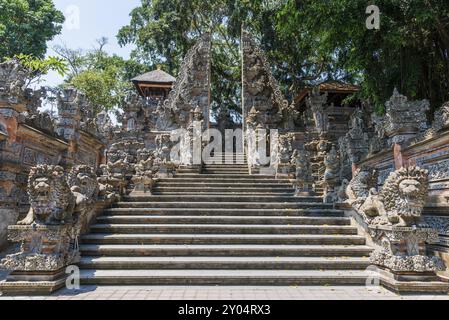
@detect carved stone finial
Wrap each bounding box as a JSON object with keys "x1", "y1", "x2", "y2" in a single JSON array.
[
  {"x1": 17, "y1": 165, "x2": 75, "y2": 226},
  {"x1": 241, "y1": 28, "x2": 289, "y2": 130},
  {"x1": 0, "y1": 58, "x2": 30, "y2": 106},
  {"x1": 383, "y1": 89, "x2": 430, "y2": 143},
  {"x1": 163, "y1": 33, "x2": 212, "y2": 129}
]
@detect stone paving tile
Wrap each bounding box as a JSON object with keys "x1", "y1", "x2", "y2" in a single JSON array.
[{"x1": 1, "y1": 285, "x2": 448, "y2": 300}]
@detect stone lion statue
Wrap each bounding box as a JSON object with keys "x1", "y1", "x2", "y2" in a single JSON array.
[
  {"x1": 18, "y1": 165, "x2": 75, "y2": 225},
  {"x1": 346, "y1": 167, "x2": 378, "y2": 206},
  {"x1": 67, "y1": 165, "x2": 99, "y2": 235},
  {"x1": 358, "y1": 166, "x2": 428, "y2": 227},
  {"x1": 68, "y1": 165, "x2": 99, "y2": 209}
]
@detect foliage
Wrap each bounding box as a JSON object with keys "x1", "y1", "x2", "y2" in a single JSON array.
[
  {"x1": 118, "y1": 0, "x2": 449, "y2": 117},
  {"x1": 0, "y1": 0, "x2": 64, "y2": 60},
  {"x1": 276, "y1": 0, "x2": 449, "y2": 112},
  {"x1": 56, "y1": 39, "x2": 148, "y2": 113},
  {"x1": 12, "y1": 53, "x2": 67, "y2": 77}
]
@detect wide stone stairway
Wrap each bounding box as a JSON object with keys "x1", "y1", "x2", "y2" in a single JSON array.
[{"x1": 78, "y1": 153, "x2": 372, "y2": 286}]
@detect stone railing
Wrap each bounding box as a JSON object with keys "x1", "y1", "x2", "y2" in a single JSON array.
[
  {"x1": 0, "y1": 60, "x2": 112, "y2": 250},
  {"x1": 357, "y1": 120, "x2": 449, "y2": 265},
  {"x1": 0, "y1": 164, "x2": 116, "y2": 294},
  {"x1": 338, "y1": 166, "x2": 448, "y2": 292}
]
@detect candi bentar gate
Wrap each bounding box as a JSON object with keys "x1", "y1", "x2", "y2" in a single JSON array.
[{"x1": 1, "y1": 29, "x2": 449, "y2": 295}]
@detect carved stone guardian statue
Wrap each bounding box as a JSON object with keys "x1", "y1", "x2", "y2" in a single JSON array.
[
  {"x1": 291, "y1": 148, "x2": 312, "y2": 195},
  {"x1": 131, "y1": 148, "x2": 157, "y2": 195}
]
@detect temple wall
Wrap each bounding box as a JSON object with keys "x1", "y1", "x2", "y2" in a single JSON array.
[
  {"x1": 0, "y1": 113, "x2": 106, "y2": 249},
  {"x1": 0, "y1": 60, "x2": 108, "y2": 249},
  {"x1": 357, "y1": 127, "x2": 449, "y2": 264}
]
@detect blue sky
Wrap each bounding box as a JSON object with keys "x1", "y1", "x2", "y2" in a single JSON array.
[{"x1": 43, "y1": 0, "x2": 140, "y2": 87}]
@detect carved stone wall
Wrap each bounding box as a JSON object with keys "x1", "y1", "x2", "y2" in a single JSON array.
[
  {"x1": 0, "y1": 61, "x2": 107, "y2": 249},
  {"x1": 353, "y1": 99, "x2": 449, "y2": 268},
  {"x1": 241, "y1": 29, "x2": 294, "y2": 131},
  {"x1": 163, "y1": 33, "x2": 212, "y2": 129}
]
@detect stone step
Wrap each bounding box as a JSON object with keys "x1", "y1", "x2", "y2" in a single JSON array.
[
  {"x1": 202, "y1": 165, "x2": 248, "y2": 169},
  {"x1": 157, "y1": 178, "x2": 291, "y2": 183},
  {"x1": 79, "y1": 256, "x2": 370, "y2": 270},
  {"x1": 89, "y1": 224, "x2": 358, "y2": 235},
  {"x1": 81, "y1": 234, "x2": 366, "y2": 245},
  {"x1": 79, "y1": 244, "x2": 372, "y2": 257},
  {"x1": 152, "y1": 187, "x2": 294, "y2": 193},
  {"x1": 151, "y1": 192, "x2": 297, "y2": 196},
  {"x1": 174, "y1": 174, "x2": 275, "y2": 179},
  {"x1": 123, "y1": 195, "x2": 323, "y2": 203},
  {"x1": 95, "y1": 215, "x2": 350, "y2": 225},
  {"x1": 114, "y1": 202, "x2": 335, "y2": 210},
  {"x1": 155, "y1": 182, "x2": 294, "y2": 188},
  {"x1": 105, "y1": 207, "x2": 342, "y2": 216},
  {"x1": 79, "y1": 269, "x2": 369, "y2": 286},
  {"x1": 197, "y1": 171, "x2": 251, "y2": 175}
]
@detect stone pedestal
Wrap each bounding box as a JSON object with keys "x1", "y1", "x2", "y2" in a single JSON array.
[
  {"x1": 155, "y1": 162, "x2": 176, "y2": 178},
  {"x1": 275, "y1": 163, "x2": 294, "y2": 179},
  {"x1": 130, "y1": 174, "x2": 155, "y2": 195},
  {"x1": 367, "y1": 225, "x2": 448, "y2": 293},
  {"x1": 0, "y1": 224, "x2": 77, "y2": 295}
]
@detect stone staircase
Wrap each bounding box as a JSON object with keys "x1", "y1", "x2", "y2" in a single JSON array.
[{"x1": 78, "y1": 153, "x2": 372, "y2": 286}]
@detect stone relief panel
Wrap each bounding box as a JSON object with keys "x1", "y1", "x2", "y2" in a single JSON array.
[
  {"x1": 163, "y1": 33, "x2": 212, "y2": 129},
  {"x1": 242, "y1": 28, "x2": 295, "y2": 130}
]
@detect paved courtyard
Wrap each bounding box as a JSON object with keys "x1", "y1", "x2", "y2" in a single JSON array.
[{"x1": 1, "y1": 285, "x2": 449, "y2": 300}]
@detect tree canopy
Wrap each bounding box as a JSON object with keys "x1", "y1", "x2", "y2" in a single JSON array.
[
  {"x1": 118, "y1": 0, "x2": 449, "y2": 117},
  {"x1": 0, "y1": 0, "x2": 65, "y2": 60},
  {"x1": 56, "y1": 38, "x2": 148, "y2": 114}
]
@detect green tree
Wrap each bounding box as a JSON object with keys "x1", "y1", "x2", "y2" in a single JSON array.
[
  {"x1": 56, "y1": 38, "x2": 148, "y2": 114},
  {"x1": 116, "y1": 0, "x2": 350, "y2": 120},
  {"x1": 118, "y1": 0, "x2": 449, "y2": 116},
  {"x1": 277, "y1": 0, "x2": 449, "y2": 112},
  {"x1": 0, "y1": 0, "x2": 65, "y2": 60}
]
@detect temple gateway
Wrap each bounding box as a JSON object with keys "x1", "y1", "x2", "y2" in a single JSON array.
[{"x1": 1, "y1": 29, "x2": 449, "y2": 295}]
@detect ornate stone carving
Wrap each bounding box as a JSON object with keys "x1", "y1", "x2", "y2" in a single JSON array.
[
  {"x1": 1, "y1": 224, "x2": 76, "y2": 272},
  {"x1": 306, "y1": 88, "x2": 328, "y2": 134},
  {"x1": 68, "y1": 165, "x2": 99, "y2": 233},
  {"x1": 20, "y1": 87, "x2": 56, "y2": 136},
  {"x1": 415, "y1": 102, "x2": 449, "y2": 142},
  {"x1": 1, "y1": 165, "x2": 101, "y2": 273},
  {"x1": 131, "y1": 148, "x2": 157, "y2": 194},
  {"x1": 99, "y1": 140, "x2": 145, "y2": 195},
  {"x1": 17, "y1": 165, "x2": 75, "y2": 225},
  {"x1": 337, "y1": 179, "x2": 350, "y2": 202},
  {"x1": 56, "y1": 88, "x2": 83, "y2": 141},
  {"x1": 345, "y1": 108, "x2": 370, "y2": 162},
  {"x1": 323, "y1": 146, "x2": 340, "y2": 203},
  {"x1": 275, "y1": 133, "x2": 295, "y2": 176},
  {"x1": 121, "y1": 92, "x2": 147, "y2": 135},
  {"x1": 163, "y1": 33, "x2": 211, "y2": 129},
  {"x1": 345, "y1": 167, "x2": 378, "y2": 206},
  {"x1": 424, "y1": 216, "x2": 449, "y2": 235},
  {"x1": 95, "y1": 110, "x2": 115, "y2": 143},
  {"x1": 0, "y1": 58, "x2": 29, "y2": 105},
  {"x1": 368, "y1": 226, "x2": 443, "y2": 272},
  {"x1": 291, "y1": 148, "x2": 312, "y2": 195},
  {"x1": 357, "y1": 166, "x2": 429, "y2": 227},
  {"x1": 368, "y1": 113, "x2": 388, "y2": 155},
  {"x1": 154, "y1": 133, "x2": 177, "y2": 177},
  {"x1": 241, "y1": 28, "x2": 292, "y2": 130},
  {"x1": 346, "y1": 165, "x2": 444, "y2": 273},
  {"x1": 383, "y1": 89, "x2": 429, "y2": 144},
  {"x1": 277, "y1": 133, "x2": 295, "y2": 164}
]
